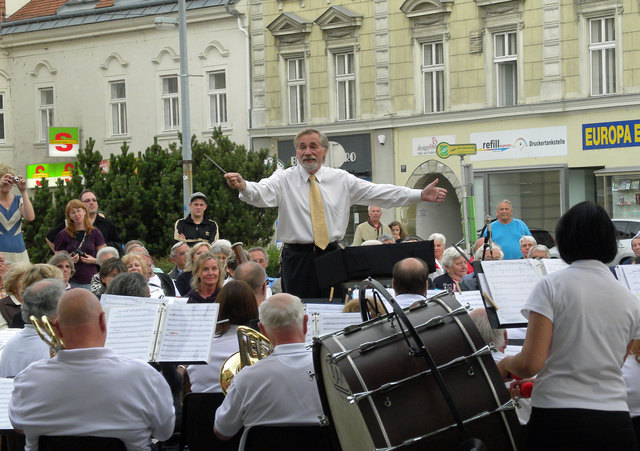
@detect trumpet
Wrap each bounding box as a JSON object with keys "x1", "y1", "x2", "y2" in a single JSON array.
[
  {"x1": 31, "y1": 315, "x2": 64, "y2": 357},
  {"x1": 219, "y1": 325, "x2": 273, "y2": 395}
]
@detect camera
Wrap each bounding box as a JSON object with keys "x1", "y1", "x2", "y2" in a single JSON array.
[
  {"x1": 11, "y1": 176, "x2": 19, "y2": 184},
  {"x1": 71, "y1": 250, "x2": 86, "y2": 258}
]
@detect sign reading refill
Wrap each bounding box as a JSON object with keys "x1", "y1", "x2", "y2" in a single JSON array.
[
  {"x1": 26, "y1": 162, "x2": 81, "y2": 189},
  {"x1": 49, "y1": 127, "x2": 79, "y2": 157},
  {"x1": 470, "y1": 126, "x2": 567, "y2": 162},
  {"x1": 583, "y1": 120, "x2": 640, "y2": 150}
]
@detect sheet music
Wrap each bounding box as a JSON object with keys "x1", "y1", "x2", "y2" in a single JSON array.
[
  {"x1": 104, "y1": 305, "x2": 160, "y2": 361},
  {"x1": 615, "y1": 265, "x2": 640, "y2": 297},
  {"x1": 156, "y1": 304, "x2": 219, "y2": 363},
  {"x1": 305, "y1": 303, "x2": 344, "y2": 315},
  {"x1": 0, "y1": 378, "x2": 13, "y2": 431},
  {"x1": 481, "y1": 260, "x2": 541, "y2": 325},
  {"x1": 315, "y1": 313, "x2": 362, "y2": 336},
  {"x1": 454, "y1": 291, "x2": 485, "y2": 311},
  {"x1": 162, "y1": 296, "x2": 188, "y2": 305},
  {"x1": 305, "y1": 314, "x2": 316, "y2": 345},
  {"x1": 540, "y1": 258, "x2": 569, "y2": 274},
  {"x1": 101, "y1": 294, "x2": 165, "y2": 308}
]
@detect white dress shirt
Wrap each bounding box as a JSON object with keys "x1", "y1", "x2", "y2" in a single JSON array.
[
  {"x1": 0, "y1": 325, "x2": 50, "y2": 378},
  {"x1": 214, "y1": 343, "x2": 323, "y2": 445},
  {"x1": 10, "y1": 347, "x2": 175, "y2": 451},
  {"x1": 394, "y1": 293, "x2": 427, "y2": 309},
  {"x1": 240, "y1": 164, "x2": 422, "y2": 243}
]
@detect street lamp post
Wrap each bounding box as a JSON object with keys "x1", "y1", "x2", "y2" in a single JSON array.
[{"x1": 178, "y1": 0, "x2": 193, "y2": 218}]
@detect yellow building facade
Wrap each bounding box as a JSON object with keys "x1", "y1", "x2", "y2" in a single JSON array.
[{"x1": 248, "y1": 0, "x2": 640, "y2": 244}]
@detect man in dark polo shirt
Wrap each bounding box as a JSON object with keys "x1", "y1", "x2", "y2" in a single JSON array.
[{"x1": 173, "y1": 192, "x2": 219, "y2": 246}]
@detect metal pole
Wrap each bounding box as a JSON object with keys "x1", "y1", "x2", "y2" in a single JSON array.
[
  {"x1": 460, "y1": 156, "x2": 471, "y2": 254},
  {"x1": 179, "y1": 0, "x2": 193, "y2": 218}
]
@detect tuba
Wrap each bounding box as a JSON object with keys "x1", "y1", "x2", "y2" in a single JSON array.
[
  {"x1": 31, "y1": 315, "x2": 64, "y2": 357},
  {"x1": 219, "y1": 325, "x2": 273, "y2": 395}
]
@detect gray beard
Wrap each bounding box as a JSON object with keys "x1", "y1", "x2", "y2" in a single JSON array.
[{"x1": 300, "y1": 160, "x2": 319, "y2": 172}]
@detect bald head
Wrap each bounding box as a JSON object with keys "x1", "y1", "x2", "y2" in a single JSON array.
[
  {"x1": 392, "y1": 258, "x2": 428, "y2": 296},
  {"x1": 55, "y1": 288, "x2": 106, "y2": 349}
]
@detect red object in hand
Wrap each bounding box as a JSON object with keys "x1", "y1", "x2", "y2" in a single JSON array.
[{"x1": 520, "y1": 382, "x2": 534, "y2": 398}]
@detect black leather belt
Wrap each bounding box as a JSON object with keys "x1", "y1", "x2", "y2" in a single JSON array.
[{"x1": 284, "y1": 242, "x2": 339, "y2": 254}]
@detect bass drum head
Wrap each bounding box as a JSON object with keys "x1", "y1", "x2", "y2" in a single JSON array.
[{"x1": 313, "y1": 292, "x2": 520, "y2": 451}]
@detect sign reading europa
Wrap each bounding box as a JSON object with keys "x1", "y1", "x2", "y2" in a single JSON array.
[{"x1": 582, "y1": 120, "x2": 640, "y2": 150}]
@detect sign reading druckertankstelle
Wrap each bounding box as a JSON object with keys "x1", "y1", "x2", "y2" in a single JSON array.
[
  {"x1": 48, "y1": 127, "x2": 80, "y2": 157},
  {"x1": 470, "y1": 126, "x2": 567, "y2": 162},
  {"x1": 583, "y1": 120, "x2": 640, "y2": 150}
]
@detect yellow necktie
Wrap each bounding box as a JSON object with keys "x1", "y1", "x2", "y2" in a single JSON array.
[{"x1": 309, "y1": 174, "x2": 330, "y2": 250}]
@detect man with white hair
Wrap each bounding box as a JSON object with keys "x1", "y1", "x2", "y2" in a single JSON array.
[
  {"x1": 528, "y1": 244, "x2": 550, "y2": 259},
  {"x1": 168, "y1": 242, "x2": 189, "y2": 281},
  {"x1": 352, "y1": 206, "x2": 392, "y2": 246},
  {"x1": 214, "y1": 293, "x2": 323, "y2": 441}
]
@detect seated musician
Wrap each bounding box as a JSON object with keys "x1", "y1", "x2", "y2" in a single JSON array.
[
  {"x1": 392, "y1": 257, "x2": 429, "y2": 309},
  {"x1": 187, "y1": 280, "x2": 258, "y2": 393},
  {"x1": 234, "y1": 261, "x2": 268, "y2": 306},
  {"x1": 9, "y1": 288, "x2": 175, "y2": 451},
  {"x1": 0, "y1": 279, "x2": 65, "y2": 377},
  {"x1": 214, "y1": 293, "x2": 323, "y2": 440}
]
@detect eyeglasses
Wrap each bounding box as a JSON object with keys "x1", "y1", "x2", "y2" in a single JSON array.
[{"x1": 82, "y1": 198, "x2": 97, "y2": 203}]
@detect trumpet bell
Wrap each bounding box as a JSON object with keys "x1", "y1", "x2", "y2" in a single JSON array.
[
  {"x1": 219, "y1": 352, "x2": 242, "y2": 394},
  {"x1": 30, "y1": 315, "x2": 64, "y2": 357}
]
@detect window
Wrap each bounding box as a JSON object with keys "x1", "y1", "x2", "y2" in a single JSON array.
[
  {"x1": 590, "y1": 17, "x2": 616, "y2": 96},
  {"x1": 0, "y1": 93, "x2": 5, "y2": 142},
  {"x1": 287, "y1": 58, "x2": 306, "y2": 124},
  {"x1": 494, "y1": 32, "x2": 517, "y2": 106},
  {"x1": 39, "y1": 88, "x2": 54, "y2": 141},
  {"x1": 110, "y1": 81, "x2": 127, "y2": 136},
  {"x1": 208, "y1": 70, "x2": 227, "y2": 127},
  {"x1": 161, "y1": 76, "x2": 179, "y2": 131},
  {"x1": 422, "y1": 42, "x2": 444, "y2": 113},
  {"x1": 335, "y1": 52, "x2": 355, "y2": 121}
]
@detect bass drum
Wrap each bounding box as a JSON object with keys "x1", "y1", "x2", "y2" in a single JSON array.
[{"x1": 313, "y1": 291, "x2": 521, "y2": 450}]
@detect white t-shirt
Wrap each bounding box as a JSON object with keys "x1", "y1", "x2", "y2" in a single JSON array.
[
  {"x1": 10, "y1": 347, "x2": 175, "y2": 451},
  {"x1": 187, "y1": 326, "x2": 239, "y2": 393},
  {"x1": 522, "y1": 260, "x2": 640, "y2": 411},
  {"x1": 214, "y1": 343, "x2": 323, "y2": 439}
]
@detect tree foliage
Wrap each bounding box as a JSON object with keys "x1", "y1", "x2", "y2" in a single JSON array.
[{"x1": 23, "y1": 129, "x2": 278, "y2": 261}]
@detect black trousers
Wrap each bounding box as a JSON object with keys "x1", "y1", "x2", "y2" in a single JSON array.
[
  {"x1": 281, "y1": 242, "x2": 338, "y2": 299},
  {"x1": 527, "y1": 407, "x2": 637, "y2": 451}
]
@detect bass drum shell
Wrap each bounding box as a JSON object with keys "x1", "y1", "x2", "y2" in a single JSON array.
[{"x1": 313, "y1": 292, "x2": 521, "y2": 451}]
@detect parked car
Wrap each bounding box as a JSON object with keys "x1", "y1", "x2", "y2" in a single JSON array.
[{"x1": 549, "y1": 218, "x2": 639, "y2": 265}]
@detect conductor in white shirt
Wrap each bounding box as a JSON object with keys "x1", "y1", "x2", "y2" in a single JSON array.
[
  {"x1": 224, "y1": 128, "x2": 448, "y2": 299},
  {"x1": 392, "y1": 258, "x2": 429, "y2": 309},
  {"x1": 214, "y1": 293, "x2": 323, "y2": 442},
  {"x1": 9, "y1": 288, "x2": 175, "y2": 451}
]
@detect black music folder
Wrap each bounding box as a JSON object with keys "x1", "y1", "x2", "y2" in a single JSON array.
[{"x1": 315, "y1": 240, "x2": 435, "y2": 290}]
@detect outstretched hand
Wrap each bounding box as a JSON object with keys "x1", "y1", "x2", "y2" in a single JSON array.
[
  {"x1": 421, "y1": 178, "x2": 447, "y2": 203},
  {"x1": 224, "y1": 173, "x2": 246, "y2": 192}
]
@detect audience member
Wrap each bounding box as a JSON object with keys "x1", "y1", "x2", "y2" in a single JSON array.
[
  {"x1": 105, "y1": 272, "x2": 149, "y2": 298},
  {"x1": 432, "y1": 247, "x2": 469, "y2": 290},
  {"x1": 352, "y1": 206, "x2": 392, "y2": 246},
  {"x1": 168, "y1": 242, "x2": 189, "y2": 281},
  {"x1": 173, "y1": 192, "x2": 219, "y2": 245},
  {"x1": 0, "y1": 263, "x2": 31, "y2": 329},
  {"x1": 47, "y1": 251, "x2": 75, "y2": 290},
  {"x1": 175, "y1": 242, "x2": 212, "y2": 296},
  {"x1": 528, "y1": 245, "x2": 550, "y2": 259},
  {"x1": 483, "y1": 200, "x2": 531, "y2": 260},
  {"x1": 519, "y1": 236, "x2": 537, "y2": 259},
  {"x1": 93, "y1": 258, "x2": 127, "y2": 298},
  {"x1": 389, "y1": 220, "x2": 407, "y2": 242},
  {"x1": 0, "y1": 164, "x2": 34, "y2": 264},
  {"x1": 187, "y1": 253, "x2": 225, "y2": 304}
]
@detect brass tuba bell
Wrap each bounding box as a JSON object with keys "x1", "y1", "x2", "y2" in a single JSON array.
[
  {"x1": 219, "y1": 325, "x2": 273, "y2": 395},
  {"x1": 30, "y1": 315, "x2": 64, "y2": 357}
]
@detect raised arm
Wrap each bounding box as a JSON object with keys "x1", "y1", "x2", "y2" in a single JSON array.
[
  {"x1": 16, "y1": 177, "x2": 35, "y2": 222},
  {"x1": 224, "y1": 173, "x2": 246, "y2": 192},
  {"x1": 421, "y1": 178, "x2": 448, "y2": 203}
]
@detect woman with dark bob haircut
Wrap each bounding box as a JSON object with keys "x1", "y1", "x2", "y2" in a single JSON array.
[
  {"x1": 498, "y1": 202, "x2": 640, "y2": 450},
  {"x1": 187, "y1": 280, "x2": 258, "y2": 393}
]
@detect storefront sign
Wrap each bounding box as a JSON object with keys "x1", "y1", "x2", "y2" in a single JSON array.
[
  {"x1": 412, "y1": 135, "x2": 456, "y2": 156},
  {"x1": 436, "y1": 143, "x2": 477, "y2": 159},
  {"x1": 26, "y1": 162, "x2": 81, "y2": 189},
  {"x1": 470, "y1": 126, "x2": 567, "y2": 162},
  {"x1": 49, "y1": 127, "x2": 80, "y2": 157},
  {"x1": 583, "y1": 120, "x2": 640, "y2": 150}
]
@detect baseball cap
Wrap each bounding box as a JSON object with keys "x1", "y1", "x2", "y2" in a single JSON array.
[{"x1": 190, "y1": 192, "x2": 207, "y2": 202}]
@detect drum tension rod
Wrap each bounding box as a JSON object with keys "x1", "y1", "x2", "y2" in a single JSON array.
[
  {"x1": 327, "y1": 306, "x2": 467, "y2": 363},
  {"x1": 346, "y1": 345, "x2": 493, "y2": 404},
  {"x1": 374, "y1": 400, "x2": 516, "y2": 451}
]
